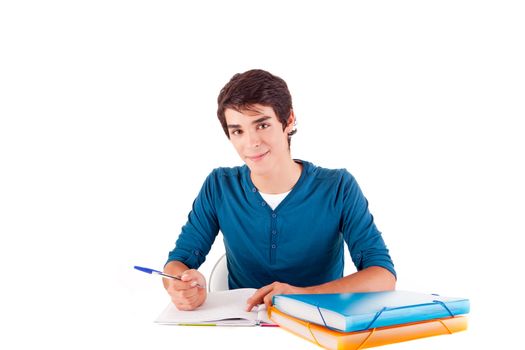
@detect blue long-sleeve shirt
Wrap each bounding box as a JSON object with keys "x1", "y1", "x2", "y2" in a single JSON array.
[{"x1": 167, "y1": 160, "x2": 396, "y2": 289}]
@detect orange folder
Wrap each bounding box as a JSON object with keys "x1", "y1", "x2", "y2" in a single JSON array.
[{"x1": 269, "y1": 306, "x2": 467, "y2": 350}]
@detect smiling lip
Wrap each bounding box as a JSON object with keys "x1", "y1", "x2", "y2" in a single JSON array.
[{"x1": 247, "y1": 151, "x2": 269, "y2": 162}]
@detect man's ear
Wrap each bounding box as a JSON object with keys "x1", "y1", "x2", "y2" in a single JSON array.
[{"x1": 285, "y1": 110, "x2": 296, "y2": 133}]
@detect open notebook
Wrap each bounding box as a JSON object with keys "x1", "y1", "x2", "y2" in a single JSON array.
[{"x1": 155, "y1": 288, "x2": 273, "y2": 326}]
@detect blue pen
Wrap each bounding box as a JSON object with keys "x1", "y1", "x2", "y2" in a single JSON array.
[{"x1": 134, "y1": 265, "x2": 205, "y2": 288}]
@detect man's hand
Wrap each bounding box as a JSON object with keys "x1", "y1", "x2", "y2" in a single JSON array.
[
  {"x1": 245, "y1": 282, "x2": 307, "y2": 311},
  {"x1": 165, "y1": 269, "x2": 207, "y2": 311}
]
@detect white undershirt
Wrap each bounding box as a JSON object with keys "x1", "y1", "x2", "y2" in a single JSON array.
[{"x1": 259, "y1": 190, "x2": 291, "y2": 210}]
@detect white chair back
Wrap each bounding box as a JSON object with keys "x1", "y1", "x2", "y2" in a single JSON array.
[{"x1": 208, "y1": 253, "x2": 229, "y2": 292}]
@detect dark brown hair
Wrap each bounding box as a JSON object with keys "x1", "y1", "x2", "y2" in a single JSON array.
[{"x1": 217, "y1": 69, "x2": 297, "y2": 145}]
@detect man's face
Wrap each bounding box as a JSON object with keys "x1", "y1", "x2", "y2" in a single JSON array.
[{"x1": 224, "y1": 104, "x2": 294, "y2": 176}]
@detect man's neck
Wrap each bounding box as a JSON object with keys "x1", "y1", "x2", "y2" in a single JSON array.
[{"x1": 250, "y1": 159, "x2": 302, "y2": 194}]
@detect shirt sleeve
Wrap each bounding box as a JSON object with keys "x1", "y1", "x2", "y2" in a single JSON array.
[
  {"x1": 340, "y1": 171, "x2": 397, "y2": 279},
  {"x1": 165, "y1": 171, "x2": 220, "y2": 269}
]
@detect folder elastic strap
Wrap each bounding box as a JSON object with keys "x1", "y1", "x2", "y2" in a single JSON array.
[
  {"x1": 438, "y1": 320, "x2": 453, "y2": 334},
  {"x1": 316, "y1": 304, "x2": 338, "y2": 331},
  {"x1": 365, "y1": 301, "x2": 455, "y2": 330},
  {"x1": 365, "y1": 306, "x2": 388, "y2": 330},
  {"x1": 317, "y1": 300, "x2": 456, "y2": 334},
  {"x1": 306, "y1": 322, "x2": 322, "y2": 348},
  {"x1": 356, "y1": 327, "x2": 377, "y2": 350},
  {"x1": 432, "y1": 300, "x2": 455, "y2": 317}
]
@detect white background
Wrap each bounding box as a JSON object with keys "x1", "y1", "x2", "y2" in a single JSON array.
[{"x1": 1, "y1": 1, "x2": 524, "y2": 349}]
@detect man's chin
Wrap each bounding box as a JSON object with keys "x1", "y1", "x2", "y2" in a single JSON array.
[{"x1": 245, "y1": 162, "x2": 272, "y2": 176}]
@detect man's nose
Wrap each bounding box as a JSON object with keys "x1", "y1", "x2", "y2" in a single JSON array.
[{"x1": 245, "y1": 130, "x2": 261, "y2": 148}]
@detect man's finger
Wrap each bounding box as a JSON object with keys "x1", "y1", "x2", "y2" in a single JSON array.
[
  {"x1": 168, "y1": 278, "x2": 196, "y2": 291},
  {"x1": 179, "y1": 287, "x2": 199, "y2": 298},
  {"x1": 263, "y1": 290, "x2": 279, "y2": 309},
  {"x1": 181, "y1": 270, "x2": 206, "y2": 288},
  {"x1": 245, "y1": 284, "x2": 273, "y2": 311},
  {"x1": 180, "y1": 271, "x2": 195, "y2": 281}
]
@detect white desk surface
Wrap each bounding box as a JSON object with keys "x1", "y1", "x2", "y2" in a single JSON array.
[
  {"x1": 0, "y1": 263, "x2": 502, "y2": 350},
  {"x1": 2, "y1": 288, "x2": 474, "y2": 350}
]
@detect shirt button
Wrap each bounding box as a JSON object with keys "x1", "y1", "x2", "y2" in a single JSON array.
[
  {"x1": 252, "y1": 187, "x2": 257, "y2": 192},
  {"x1": 194, "y1": 250, "x2": 199, "y2": 256},
  {"x1": 272, "y1": 230, "x2": 277, "y2": 235},
  {"x1": 271, "y1": 244, "x2": 276, "y2": 249},
  {"x1": 261, "y1": 202, "x2": 266, "y2": 206},
  {"x1": 272, "y1": 213, "x2": 277, "y2": 218}
]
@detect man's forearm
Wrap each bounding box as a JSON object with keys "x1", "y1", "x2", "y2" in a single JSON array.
[
  {"x1": 163, "y1": 260, "x2": 191, "y2": 289},
  {"x1": 305, "y1": 266, "x2": 396, "y2": 294}
]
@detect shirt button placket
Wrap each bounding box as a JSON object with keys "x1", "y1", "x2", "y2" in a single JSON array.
[{"x1": 270, "y1": 212, "x2": 277, "y2": 264}]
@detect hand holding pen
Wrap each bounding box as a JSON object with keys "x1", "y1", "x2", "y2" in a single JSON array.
[
  {"x1": 135, "y1": 265, "x2": 207, "y2": 311},
  {"x1": 134, "y1": 266, "x2": 205, "y2": 288}
]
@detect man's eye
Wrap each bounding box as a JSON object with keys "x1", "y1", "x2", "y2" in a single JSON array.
[
  {"x1": 258, "y1": 123, "x2": 270, "y2": 130},
  {"x1": 232, "y1": 130, "x2": 243, "y2": 135}
]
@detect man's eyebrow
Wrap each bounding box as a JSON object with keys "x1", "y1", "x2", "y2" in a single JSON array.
[
  {"x1": 252, "y1": 116, "x2": 272, "y2": 124},
  {"x1": 227, "y1": 116, "x2": 272, "y2": 129}
]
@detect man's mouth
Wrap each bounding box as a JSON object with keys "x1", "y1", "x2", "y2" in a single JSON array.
[{"x1": 247, "y1": 151, "x2": 270, "y2": 162}]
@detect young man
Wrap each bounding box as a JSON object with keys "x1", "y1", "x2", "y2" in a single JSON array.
[{"x1": 163, "y1": 69, "x2": 396, "y2": 312}]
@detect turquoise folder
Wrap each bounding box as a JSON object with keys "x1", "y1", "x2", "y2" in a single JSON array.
[{"x1": 272, "y1": 290, "x2": 470, "y2": 333}]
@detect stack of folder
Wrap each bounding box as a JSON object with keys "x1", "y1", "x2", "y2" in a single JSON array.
[{"x1": 269, "y1": 291, "x2": 470, "y2": 350}]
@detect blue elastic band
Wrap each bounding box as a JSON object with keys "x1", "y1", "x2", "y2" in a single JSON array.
[
  {"x1": 432, "y1": 300, "x2": 455, "y2": 317},
  {"x1": 316, "y1": 304, "x2": 329, "y2": 328},
  {"x1": 364, "y1": 306, "x2": 388, "y2": 330},
  {"x1": 315, "y1": 304, "x2": 339, "y2": 331}
]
